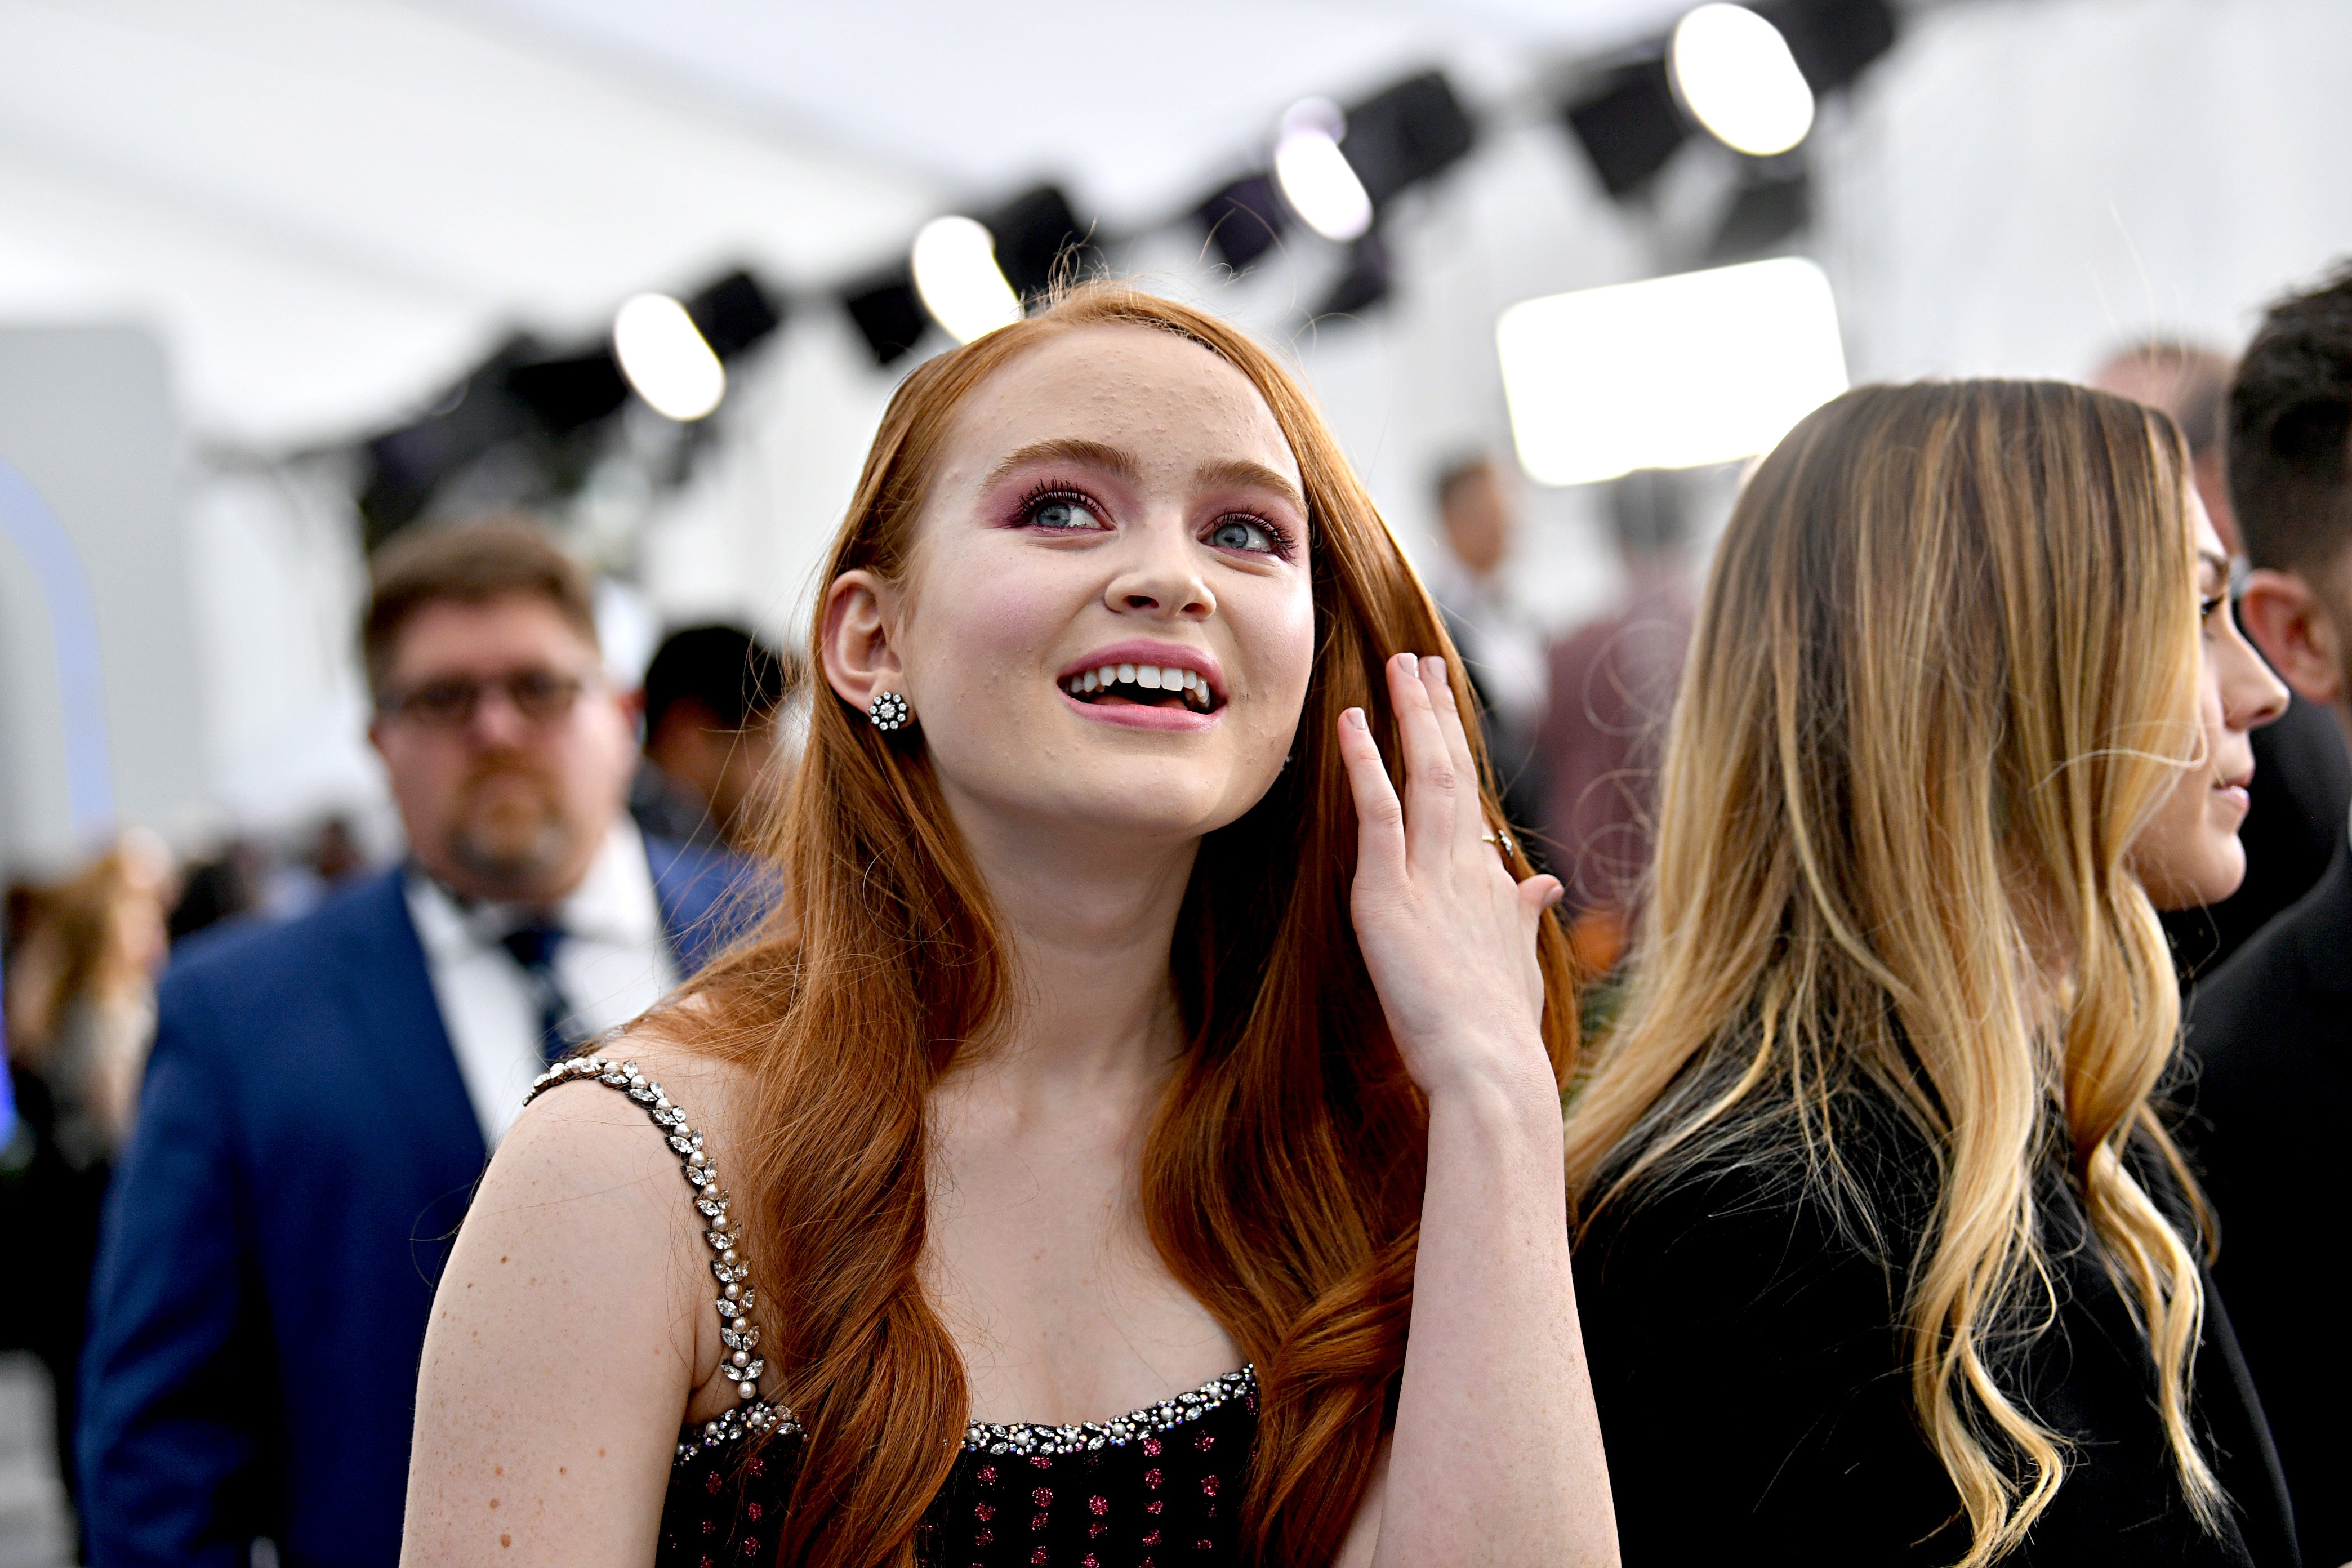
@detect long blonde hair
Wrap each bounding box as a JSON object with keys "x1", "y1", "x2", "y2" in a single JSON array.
[{"x1": 1563, "y1": 381, "x2": 2220, "y2": 1563}]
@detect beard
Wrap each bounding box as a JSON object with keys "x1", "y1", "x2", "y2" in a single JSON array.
[{"x1": 443, "y1": 754, "x2": 575, "y2": 898}]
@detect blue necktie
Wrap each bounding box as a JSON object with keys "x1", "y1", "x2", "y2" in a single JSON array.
[{"x1": 497, "y1": 923, "x2": 579, "y2": 1064}]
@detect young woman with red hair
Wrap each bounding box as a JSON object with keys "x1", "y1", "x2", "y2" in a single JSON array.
[{"x1": 402, "y1": 284, "x2": 1618, "y2": 1568}]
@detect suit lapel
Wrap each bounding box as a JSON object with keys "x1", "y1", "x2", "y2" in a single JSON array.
[{"x1": 333, "y1": 869, "x2": 488, "y2": 1185}]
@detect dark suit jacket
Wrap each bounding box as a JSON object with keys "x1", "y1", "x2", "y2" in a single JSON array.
[
  {"x1": 2186, "y1": 840, "x2": 2352, "y2": 1568},
  {"x1": 78, "y1": 836, "x2": 758, "y2": 1568}
]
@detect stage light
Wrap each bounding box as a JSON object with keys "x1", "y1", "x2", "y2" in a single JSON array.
[
  {"x1": 985, "y1": 186, "x2": 1093, "y2": 302},
  {"x1": 1273, "y1": 99, "x2": 1373, "y2": 242},
  {"x1": 1197, "y1": 174, "x2": 1288, "y2": 271},
  {"x1": 1671, "y1": 4, "x2": 1815, "y2": 157},
  {"x1": 1338, "y1": 71, "x2": 1476, "y2": 207},
  {"x1": 684, "y1": 269, "x2": 785, "y2": 360},
  {"x1": 1562, "y1": 58, "x2": 1687, "y2": 199},
  {"x1": 1496, "y1": 257, "x2": 1847, "y2": 486},
  {"x1": 843, "y1": 272, "x2": 928, "y2": 367},
  {"x1": 612, "y1": 293, "x2": 725, "y2": 421},
  {"x1": 911, "y1": 216, "x2": 1024, "y2": 344}
]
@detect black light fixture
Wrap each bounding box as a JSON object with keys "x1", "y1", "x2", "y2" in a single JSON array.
[
  {"x1": 842, "y1": 271, "x2": 929, "y2": 367},
  {"x1": 1756, "y1": 0, "x2": 1899, "y2": 96},
  {"x1": 1339, "y1": 70, "x2": 1477, "y2": 208},
  {"x1": 504, "y1": 348, "x2": 631, "y2": 435},
  {"x1": 1704, "y1": 160, "x2": 1812, "y2": 262},
  {"x1": 1561, "y1": 55, "x2": 1686, "y2": 198},
  {"x1": 359, "y1": 335, "x2": 544, "y2": 547},
  {"x1": 984, "y1": 184, "x2": 1097, "y2": 302},
  {"x1": 1196, "y1": 174, "x2": 1288, "y2": 271},
  {"x1": 685, "y1": 269, "x2": 785, "y2": 360},
  {"x1": 1311, "y1": 231, "x2": 1393, "y2": 321}
]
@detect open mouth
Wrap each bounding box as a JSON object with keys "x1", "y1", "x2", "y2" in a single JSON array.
[{"x1": 1059, "y1": 661, "x2": 1219, "y2": 713}]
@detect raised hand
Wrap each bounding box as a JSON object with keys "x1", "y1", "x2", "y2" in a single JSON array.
[{"x1": 1337, "y1": 652, "x2": 1565, "y2": 1106}]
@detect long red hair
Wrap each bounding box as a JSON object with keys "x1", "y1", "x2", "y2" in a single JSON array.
[{"x1": 672, "y1": 283, "x2": 1578, "y2": 1566}]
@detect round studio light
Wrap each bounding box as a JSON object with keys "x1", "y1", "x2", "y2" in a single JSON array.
[
  {"x1": 1671, "y1": 3, "x2": 1815, "y2": 158},
  {"x1": 1273, "y1": 98, "x2": 1373, "y2": 242},
  {"x1": 910, "y1": 216, "x2": 1024, "y2": 344},
  {"x1": 611, "y1": 293, "x2": 725, "y2": 421}
]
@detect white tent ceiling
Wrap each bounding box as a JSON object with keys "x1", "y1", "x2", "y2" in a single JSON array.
[{"x1": 0, "y1": 0, "x2": 1692, "y2": 448}]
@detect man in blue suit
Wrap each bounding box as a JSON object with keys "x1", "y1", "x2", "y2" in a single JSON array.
[{"x1": 80, "y1": 520, "x2": 763, "y2": 1568}]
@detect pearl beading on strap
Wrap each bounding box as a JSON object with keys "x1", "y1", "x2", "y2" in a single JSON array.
[
  {"x1": 524, "y1": 1053, "x2": 802, "y2": 1466},
  {"x1": 962, "y1": 1365, "x2": 1257, "y2": 1458}
]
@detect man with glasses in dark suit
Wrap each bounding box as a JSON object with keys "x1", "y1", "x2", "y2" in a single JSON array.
[{"x1": 79, "y1": 518, "x2": 760, "y2": 1568}]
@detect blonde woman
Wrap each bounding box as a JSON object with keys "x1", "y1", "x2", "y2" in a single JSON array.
[{"x1": 1565, "y1": 382, "x2": 2299, "y2": 1566}]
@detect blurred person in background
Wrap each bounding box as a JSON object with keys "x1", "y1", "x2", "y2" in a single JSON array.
[
  {"x1": 2093, "y1": 339, "x2": 2352, "y2": 977},
  {"x1": 1426, "y1": 453, "x2": 1549, "y2": 842},
  {"x1": 629, "y1": 622, "x2": 794, "y2": 852},
  {"x1": 1535, "y1": 469, "x2": 1696, "y2": 982},
  {"x1": 79, "y1": 519, "x2": 760, "y2": 1568},
  {"x1": 0, "y1": 836, "x2": 174, "y2": 1540},
  {"x1": 2182, "y1": 263, "x2": 2352, "y2": 1568},
  {"x1": 162, "y1": 838, "x2": 265, "y2": 946},
  {"x1": 1568, "y1": 382, "x2": 2295, "y2": 1567}
]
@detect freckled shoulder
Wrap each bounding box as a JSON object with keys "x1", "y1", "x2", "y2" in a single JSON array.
[{"x1": 520, "y1": 1034, "x2": 796, "y2": 1461}]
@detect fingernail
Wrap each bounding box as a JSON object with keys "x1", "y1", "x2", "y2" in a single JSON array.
[
  {"x1": 1424, "y1": 655, "x2": 1447, "y2": 681},
  {"x1": 1396, "y1": 652, "x2": 1417, "y2": 675},
  {"x1": 1344, "y1": 707, "x2": 1368, "y2": 730}
]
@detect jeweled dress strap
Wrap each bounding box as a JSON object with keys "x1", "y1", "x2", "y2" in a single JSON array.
[{"x1": 523, "y1": 1052, "x2": 802, "y2": 1464}]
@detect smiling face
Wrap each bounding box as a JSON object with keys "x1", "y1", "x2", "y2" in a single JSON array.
[
  {"x1": 2131, "y1": 494, "x2": 2291, "y2": 910},
  {"x1": 821, "y1": 323, "x2": 1318, "y2": 849}
]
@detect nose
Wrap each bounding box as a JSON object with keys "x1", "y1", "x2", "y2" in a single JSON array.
[
  {"x1": 1103, "y1": 515, "x2": 1216, "y2": 622},
  {"x1": 2220, "y1": 614, "x2": 2289, "y2": 734},
  {"x1": 465, "y1": 686, "x2": 536, "y2": 749}
]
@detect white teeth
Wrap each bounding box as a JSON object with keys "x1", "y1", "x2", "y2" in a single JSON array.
[
  {"x1": 1082, "y1": 670, "x2": 1098, "y2": 692},
  {"x1": 1137, "y1": 666, "x2": 1162, "y2": 690},
  {"x1": 1098, "y1": 666, "x2": 1116, "y2": 687},
  {"x1": 1116, "y1": 663, "x2": 1136, "y2": 684},
  {"x1": 1160, "y1": 666, "x2": 1183, "y2": 688}
]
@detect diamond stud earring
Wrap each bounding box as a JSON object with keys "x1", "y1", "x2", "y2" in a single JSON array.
[{"x1": 867, "y1": 691, "x2": 912, "y2": 732}]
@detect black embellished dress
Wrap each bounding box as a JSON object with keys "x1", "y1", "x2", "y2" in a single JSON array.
[{"x1": 529, "y1": 1054, "x2": 1259, "y2": 1568}]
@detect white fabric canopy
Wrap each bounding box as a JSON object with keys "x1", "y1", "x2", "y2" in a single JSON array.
[{"x1": 0, "y1": 0, "x2": 1695, "y2": 447}]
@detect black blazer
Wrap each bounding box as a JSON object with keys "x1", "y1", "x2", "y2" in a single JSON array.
[
  {"x1": 1576, "y1": 1094, "x2": 2301, "y2": 1567},
  {"x1": 2186, "y1": 840, "x2": 2352, "y2": 1568}
]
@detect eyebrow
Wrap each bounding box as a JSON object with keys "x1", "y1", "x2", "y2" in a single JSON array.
[
  {"x1": 2197, "y1": 549, "x2": 2231, "y2": 586},
  {"x1": 982, "y1": 440, "x2": 1307, "y2": 516},
  {"x1": 985, "y1": 438, "x2": 1139, "y2": 489},
  {"x1": 1195, "y1": 458, "x2": 1307, "y2": 515}
]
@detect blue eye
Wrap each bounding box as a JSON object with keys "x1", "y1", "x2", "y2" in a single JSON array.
[
  {"x1": 1210, "y1": 516, "x2": 1275, "y2": 552},
  {"x1": 1021, "y1": 487, "x2": 1106, "y2": 532}
]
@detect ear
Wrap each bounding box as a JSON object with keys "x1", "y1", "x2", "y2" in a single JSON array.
[
  {"x1": 819, "y1": 569, "x2": 908, "y2": 718},
  {"x1": 2239, "y1": 568, "x2": 2344, "y2": 707}
]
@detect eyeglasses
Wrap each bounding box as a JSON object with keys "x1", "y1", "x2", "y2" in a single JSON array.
[{"x1": 380, "y1": 670, "x2": 589, "y2": 729}]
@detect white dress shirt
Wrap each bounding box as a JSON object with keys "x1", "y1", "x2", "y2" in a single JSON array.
[{"x1": 405, "y1": 819, "x2": 680, "y2": 1147}]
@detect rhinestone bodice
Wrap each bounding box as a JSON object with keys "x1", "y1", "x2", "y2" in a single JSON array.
[{"x1": 527, "y1": 1053, "x2": 1260, "y2": 1566}]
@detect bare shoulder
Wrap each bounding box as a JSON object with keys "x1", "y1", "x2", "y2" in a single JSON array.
[{"x1": 403, "y1": 1023, "x2": 761, "y2": 1563}]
